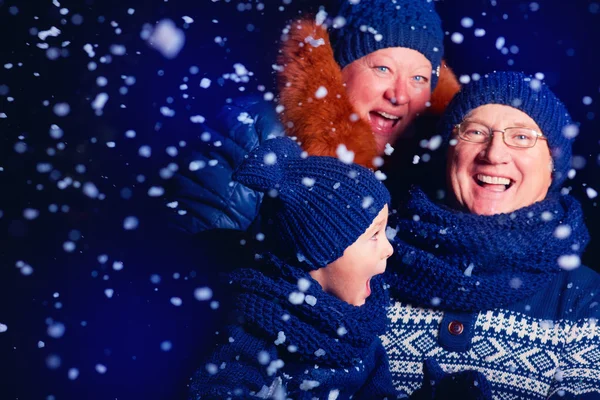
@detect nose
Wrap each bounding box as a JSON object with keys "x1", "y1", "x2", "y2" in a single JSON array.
[
  {"x1": 480, "y1": 132, "x2": 511, "y2": 164},
  {"x1": 382, "y1": 235, "x2": 394, "y2": 260},
  {"x1": 384, "y1": 77, "x2": 409, "y2": 106}
]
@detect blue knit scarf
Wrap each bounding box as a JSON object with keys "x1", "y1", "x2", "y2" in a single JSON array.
[
  {"x1": 229, "y1": 254, "x2": 389, "y2": 368},
  {"x1": 386, "y1": 187, "x2": 590, "y2": 312}
]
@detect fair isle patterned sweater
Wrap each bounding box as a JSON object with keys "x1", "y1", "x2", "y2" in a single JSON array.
[{"x1": 383, "y1": 265, "x2": 600, "y2": 399}]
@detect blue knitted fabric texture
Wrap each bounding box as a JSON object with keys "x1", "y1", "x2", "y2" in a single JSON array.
[
  {"x1": 386, "y1": 187, "x2": 590, "y2": 312},
  {"x1": 438, "y1": 71, "x2": 575, "y2": 191},
  {"x1": 233, "y1": 137, "x2": 390, "y2": 270},
  {"x1": 189, "y1": 254, "x2": 396, "y2": 399},
  {"x1": 330, "y1": 0, "x2": 444, "y2": 89}
]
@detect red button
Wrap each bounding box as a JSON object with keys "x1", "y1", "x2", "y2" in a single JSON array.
[{"x1": 448, "y1": 321, "x2": 464, "y2": 335}]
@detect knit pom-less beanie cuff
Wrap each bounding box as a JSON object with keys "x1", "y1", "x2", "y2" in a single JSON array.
[{"x1": 334, "y1": 25, "x2": 443, "y2": 90}]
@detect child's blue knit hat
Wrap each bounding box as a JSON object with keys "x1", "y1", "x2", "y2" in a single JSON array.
[
  {"x1": 233, "y1": 137, "x2": 390, "y2": 270},
  {"x1": 329, "y1": 0, "x2": 444, "y2": 89},
  {"x1": 439, "y1": 71, "x2": 574, "y2": 192}
]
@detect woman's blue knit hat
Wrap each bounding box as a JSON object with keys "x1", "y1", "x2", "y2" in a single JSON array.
[
  {"x1": 439, "y1": 71, "x2": 575, "y2": 192},
  {"x1": 233, "y1": 137, "x2": 390, "y2": 271},
  {"x1": 329, "y1": 0, "x2": 444, "y2": 89}
]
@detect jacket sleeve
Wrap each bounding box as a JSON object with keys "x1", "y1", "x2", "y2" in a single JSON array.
[
  {"x1": 168, "y1": 96, "x2": 284, "y2": 234},
  {"x1": 189, "y1": 325, "x2": 281, "y2": 399},
  {"x1": 546, "y1": 285, "x2": 600, "y2": 400}
]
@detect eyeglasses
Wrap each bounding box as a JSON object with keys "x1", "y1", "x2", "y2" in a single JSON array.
[{"x1": 455, "y1": 121, "x2": 547, "y2": 149}]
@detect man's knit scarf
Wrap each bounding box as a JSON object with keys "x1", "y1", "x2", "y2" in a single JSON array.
[
  {"x1": 230, "y1": 254, "x2": 389, "y2": 368},
  {"x1": 385, "y1": 187, "x2": 590, "y2": 312}
]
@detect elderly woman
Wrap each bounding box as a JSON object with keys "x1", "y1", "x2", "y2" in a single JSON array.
[
  {"x1": 383, "y1": 71, "x2": 600, "y2": 399},
  {"x1": 169, "y1": 0, "x2": 459, "y2": 233}
]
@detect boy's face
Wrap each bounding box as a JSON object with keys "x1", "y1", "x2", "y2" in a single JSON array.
[{"x1": 309, "y1": 205, "x2": 393, "y2": 306}]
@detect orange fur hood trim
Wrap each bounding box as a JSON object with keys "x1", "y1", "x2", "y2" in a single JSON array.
[{"x1": 277, "y1": 18, "x2": 460, "y2": 168}]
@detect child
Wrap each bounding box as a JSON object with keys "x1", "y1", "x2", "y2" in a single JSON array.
[
  {"x1": 189, "y1": 137, "x2": 492, "y2": 399},
  {"x1": 189, "y1": 136, "x2": 396, "y2": 399}
]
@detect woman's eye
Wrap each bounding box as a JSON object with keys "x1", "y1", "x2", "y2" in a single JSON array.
[
  {"x1": 413, "y1": 75, "x2": 428, "y2": 83},
  {"x1": 375, "y1": 66, "x2": 389, "y2": 73}
]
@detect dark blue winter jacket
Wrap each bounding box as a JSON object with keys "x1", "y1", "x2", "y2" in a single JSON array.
[{"x1": 169, "y1": 96, "x2": 283, "y2": 234}]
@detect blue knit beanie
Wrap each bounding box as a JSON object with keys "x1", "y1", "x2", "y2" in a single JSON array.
[
  {"x1": 439, "y1": 71, "x2": 574, "y2": 191},
  {"x1": 329, "y1": 0, "x2": 444, "y2": 89},
  {"x1": 233, "y1": 137, "x2": 391, "y2": 271}
]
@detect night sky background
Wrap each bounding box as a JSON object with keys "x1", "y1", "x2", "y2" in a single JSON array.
[{"x1": 1, "y1": 0, "x2": 599, "y2": 399}]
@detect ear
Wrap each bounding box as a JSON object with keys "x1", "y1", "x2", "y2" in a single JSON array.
[{"x1": 428, "y1": 60, "x2": 461, "y2": 116}]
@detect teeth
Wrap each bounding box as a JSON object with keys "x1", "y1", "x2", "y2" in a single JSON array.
[
  {"x1": 376, "y1": 111, "x2": 400, "y2": 120},
  {"x1": 477, "y1": 174, "x2": 511, "y2": 185}
]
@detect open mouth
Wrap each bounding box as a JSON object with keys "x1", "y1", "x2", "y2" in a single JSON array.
[
  {"x1": 368, "y1": 111, "x2": 402, "y2": 135},
  {"x1": 474, "y1": 173, "x2": 514, "y2": 192}
]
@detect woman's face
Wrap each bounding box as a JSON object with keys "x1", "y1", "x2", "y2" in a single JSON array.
[
  {"x1": 341, "y1": 47, "x2": 433, "y2": 155},
  {"x1": 447, "y1": 104, "x2": 553, "y2": 215},
  {"x1": 309, "y1": 205, "x2": 393, "y2": 306}
]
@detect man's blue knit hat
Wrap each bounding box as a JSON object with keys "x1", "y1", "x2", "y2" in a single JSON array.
[
  {"x1": 439, "y1": 71, "x2": 575, "y2": 192},
  {"x1": 329, "y1": 0, "x2": 444, "y2": 89},
  {"x1": 233, "y1": 137, "x2": 390, "y2": 271}
]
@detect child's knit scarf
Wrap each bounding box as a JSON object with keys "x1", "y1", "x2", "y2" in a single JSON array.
[
  {"x1": 385, "y1": 187, "x2": 590, "y2": 312},
  {"x1": 229, "y1": 254, "x2": 389, "y2": 368}
]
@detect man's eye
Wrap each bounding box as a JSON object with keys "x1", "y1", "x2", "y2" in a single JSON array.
[{"x1": 375, "y1": 66, "x2": 389, "y2": 73}]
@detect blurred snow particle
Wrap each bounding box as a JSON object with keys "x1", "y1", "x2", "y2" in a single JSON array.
[
  {"x1": 110, "y1": 44, "x2": 126, "y2": 56},
  {"x1": 83, "y1": 43, "x2": 95, "y2": 58},
  {"x1": 46, "y1": 354, "x2": 62, "y2": 369},
  {"x1": 104, "y1": 288, "x2": 114, "y2": 298},
  {"x1": 98, "y1": 254, "x2": 108, "y2": 264},
  {"x1": 464, "y1": 263, "x2": 475, "y2": 277},
  {"x1": 182, "y1": 16, "x2": 194, "y2": 24},
  {"x1": 257, "y1": 351, "x2": 270, "y2": 365},
  {"x1": 125, "y1": 129, "x2": 136, "y2": 138},
  {"x1": 530, "y1": 2, "x2": 540, "y2": 12},
  {"x1": 315, "y1": 86, "x2": 328, "y2": 99},
  {"x1": 558, "y1": 255, "x2": 581, "y2": 271},
  {"x1": 362, "y1": 196, "x2": 374, "y2": 209},
  {"x1": 535, "y1": 72, "x2": 545, "y2": 80},
  {"x1": 194, "y1": 287, "x2": 213, "y2": 301},
  {"x1": 529, "y1": 79, "x2": 542, "y2": 91},
  {"x1": 68, "y1": 368, "x2": 79, "y2": 380},
  {"x1": 160, "y1": 106, "x2": 175, "y2": 117},
  {"x1": 431, "y1": 297, "x2": 441, "y2": 306},
  {"x1": 53, "y1": 102, "x2": 70, "y2": 117},
  {"x1": 300, "y1": 380, "x2": 321, "y2": 391},
  {"x1": 302, "y1": 177, "x2": 315, "y2": 187},
  {"x1": 95, "y1": 364, "x2": 107, "y2": 374},
  {"x1": 372, "y1": 156, "x2": 384, "y2": 168},
  {"x1": 190, "y1": 115, "x2": 205, "y2": 123},
  {"x1": 336, "y1": 144, "x2": 354, "y2": 164},
  {"x1": 314, "y1": 348, "x2": 326, "y2": 357},
  {"x1": 554, "y1": 225, "x2": 572, "y2": 239},
  {"x1": 23, "y1": 208, "x2": 40, "y2": 220},
  {"x1": 170, "y1": 297, "x2": 182, "y2": 306},
  {"x1": 189, "y1": 160, "x2": 205, "y2": 171},
  {"x1": 562, "y1": 124, "x2": 579, "y2": 139},
  {"x1": 49, "y1": 124, "x2": 64, "y2": 139},
  {"x1": 450, "y1": 32, "x2": 464, "y2": 44},
  {"x1": 474, "y1": 28, "x2": 486, "y2": 37},
  {"x1": 297, "y1": 278, "x2": 311, "y2": 292},
  {"x1": 305, "y1": 35, "x2": 325, "y2": 48},
  {"x1": 200, "y1": 78, "x2": 211, "y2": 88},
  {"x1": 160, "y1": 340, "x2": 173, "y2": 351},
  {"x1": 210, "y1": 301, "x2": 219, "y2": 310},
  {"x1": 288, "y1": 291, "x2": 305, "y2": 305},
  {"x1": 510, "y1": 277, "x2": 523, "y2": 289},
  {"x1": 305, "y1": 295, "x2": 317, "y2": 306},
  {"x1": 461, "y1": 17, "x2": 474, "y2": 28},
  {"x1": 148, "y1": 186, "x2": 165, "y2": 197},
  {"x1": 375, "y1": 171, "x2": 387, "y2": 181},
  {"x1": 0, "y1": 323, "x2": 7, "y2": 333},
  {"x1": 83, "y1": 182, "x2": 100, "y2": 198},
  {"x1": 205, "y1": 363, "x2": 218, "y2": 375},
  {"x1": 147, "y1": 19, "x2": 185, "y2": 59},
  {"x1": 263, "y1": 152, "x2": 277, "y2": 165},
  {"x1": 138, "y1": 145, "x2": 151, "y2": 158},
  {"x1": 274, "y1": 331, "x2": 286, "y2": 345},
  {"x1": 384, "y1": 143, "x2": 394, "y2": 156},
  {"x1": 47, "y1": 322, "x2": 66, "y2": 339},
  {"x1": 92, "y1": 93, "x2": 109, "y2": 111},
  {"x1": 587, "y1": 187, "x2": 598, "y2": 199},
  {"x1": 541, "y1": 211, "x2": 554, "y2": 222},
  {"x1": 459, "y1": 75, "x2": 471, "y2": 84},
  {"x1": 112, "y1": 261, "x2": 124, "y2": 271},
  {"x1": 38, "y1": 26, "x2": 61, "y2": 41},
  {"x1": 583, "y1": 96, "x2": 593, "y2": 105},
  {"x1": 237, "y1": 112, "x2": 254, "y2": 125},
  {"x1": 428, "y1": 135, "x2": 443, "y2": 151},
  {"x1": 495, "y1": 36, "x2": 505, "y2": 50}
]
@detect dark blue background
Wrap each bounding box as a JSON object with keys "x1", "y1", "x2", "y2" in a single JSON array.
[{"x1": 1, "y1": 0, "x2": 599, "y2": 399}]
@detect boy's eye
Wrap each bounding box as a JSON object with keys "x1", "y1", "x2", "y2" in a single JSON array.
[{"x1": 370, "y1": 231, "x2": 379, "y2": 240}]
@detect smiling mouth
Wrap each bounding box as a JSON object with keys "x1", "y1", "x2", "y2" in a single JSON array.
[
  {"x1": 368, "y1": 111, "x2": 403, "y2": 136},
  {"x1": 474, "y1": 174, "x2": 514, "y2": 192}
]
